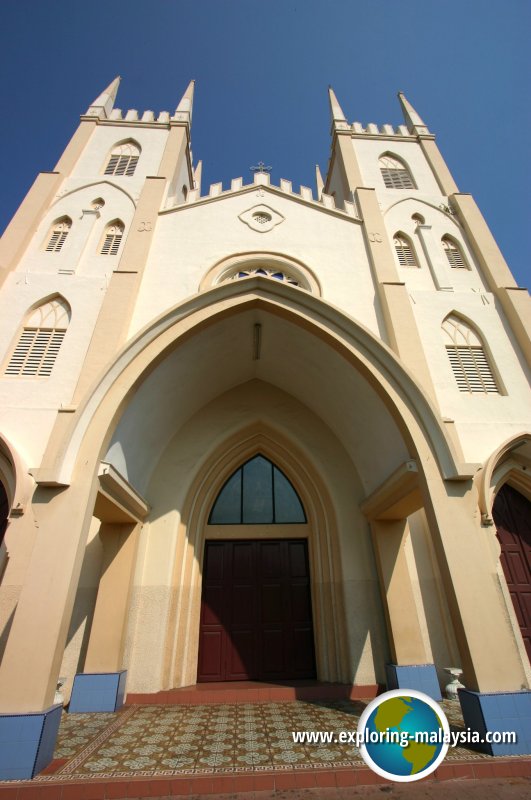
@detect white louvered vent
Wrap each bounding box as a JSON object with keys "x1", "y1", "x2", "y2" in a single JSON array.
[
  {"x1": 442, "y1": 314, "x2": 500, "y2": 394},
  {"x1": 443, "y1": 238, "x2": 467, "y2": 268},
  {"x1": 394, "y1": 235, "x2": 417, "y2": 267},
  {"x1": 446, "y1": 346, "x2": 498, "y2": 393},
  {"x1": 45, "y1": 219, "x2": 71, "y2": 253},
  {"x1": 5, "y1": 329, "x2": 66, "y2": 377},
  {"x1": 101, "y1": 222, "x2": 124, "y2": 255},
  {"x1": 379, "y1": 155, "x2": 415, "y2": 190},
  {"x1": 381, "y1": 168, "x2": 415, "y2": 190},
  {"x1": 104, "y1": 154, "x2": 139, "y2": 177}
]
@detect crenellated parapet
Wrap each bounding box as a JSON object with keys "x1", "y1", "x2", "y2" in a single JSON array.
[{"x1": 169, "y1": 169, "x2": 360, "y2": 218}]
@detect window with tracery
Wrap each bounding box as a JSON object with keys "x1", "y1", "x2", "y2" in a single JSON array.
[
  {"x1": 5, "y1": 297, "x2": 70, "y2": 377},
  {"x1": 393, "y1": 233, "x2": 418, "y2": 267},
  {"x1": 442, "y1": 236, "x2": 467, "y2": 269},
  {"x1": 209, "y1": 454, "x2": 306, "y2": 524},
  {"x1": 45, "y1": 217, "x2": 71, "y2": 253},
  {"x1": 379, "y1": 154, "x2": 416, "y2": 189},
  {"x1": 104, "y1": 141, "x2": 140, "y2": 177},
  {"x1": 442, "y1": 314, "x2": 499, "y2": 393},
  {"x1": 100, "y1": 221, "x2": 124, "y2": 255},
  {"x1": 228, "y1": 266, "x2": 301, "y2": 287}
]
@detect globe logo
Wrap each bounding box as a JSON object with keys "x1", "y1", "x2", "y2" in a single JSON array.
[{"x1": 357, "y1": 689, "x2": 449, "y2": 782}]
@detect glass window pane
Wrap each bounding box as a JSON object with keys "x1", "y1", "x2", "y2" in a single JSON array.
[
  {"x1": 273, "y1": 467, "x2": 306, "y2": 523},
  {"x1": 209, "y1": 470, "x2": 242, "y2": 523},
  {"x1": 242, "y1": 456, "x2": 273, "y2": 523}
]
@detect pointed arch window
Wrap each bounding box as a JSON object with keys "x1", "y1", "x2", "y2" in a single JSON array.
[
  {"x1": 442, "y1": 236, "x2": 468, "y2": 269},
  {"x1": 100, "y1": 220, "x2": 124, "y2": 255},
  {"x1": 228, "y1": 266, "x2": 301, "y2": 287},
  {"x1": 209, "y1": 454, "x2": 306, "y2": 524},
  {"x1": 5, "y1": 297, "x2": 70, "y2": 377},
  {"x1": 379, "y1": 155, "x2": 416, "y2": 190},
  {"x1": 104, "y1": 141, "x2": 140, "y2": 177},
  {"x1": 45, "y1": 217, "x2": 71, "y2": 253},
  {"x1": 393, "y1": 233, "x2": 418, "y2": 267},
  {"x1": 442, "y1": 314, "x2": 499, "y2": 393}
]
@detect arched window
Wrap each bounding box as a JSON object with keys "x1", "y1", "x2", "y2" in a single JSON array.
[
  {"x1": 100, "y1": 220, "x2": 124, "y2": 255},
  {"x1": 442, "y1": 236, "x2": 468, "y2": 269},
  {"x1": 209, "y1": 454, "x2": 306, "y2": 524},
  {"x1": 5, "y1": 297, "x2": 70, "y2": 377},
  {"x1": 45, "y1": 217, "x2": 71, "y2": 253},
  {"x1": 104, "y1": 141, "x2": 140, "y2": 177},
  {"x1": 393, "y1": 233, "x2": 419, "y2": 267},
  {"x1": 227, "y1": 266, "x2": 301, "y2": 287},
  {"x1": 379, "y1": 154, "x2": 416, "y2": 190},
  {"x1": 442, "y1": 314, "x2": 499, "y2": 393}
]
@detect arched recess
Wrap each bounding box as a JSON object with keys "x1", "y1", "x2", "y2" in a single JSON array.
[
  {"x1": 11, "y1": 278, "x2": 486, "y2": 712},
  {"x1": 49, "y1": 181, "x2": 137, "y2": 211},
  {"x1": 475, "y1": 434, "x2": 531, "y2": 677},
  {"x1": 39, "y1": 278, "x2": 462, "y2": 491},
  {"x1": 162, "y1": 425, "x2": 349, "y2": 687},
  {"x1": 476, "y1": 433, "x2": 531, "y2": 525}
]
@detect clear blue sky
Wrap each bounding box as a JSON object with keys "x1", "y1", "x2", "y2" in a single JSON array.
[{"x1": 1, "y1": 0, "x2": 529, "y2": 285}]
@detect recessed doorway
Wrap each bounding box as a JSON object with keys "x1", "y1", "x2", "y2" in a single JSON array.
[{"x1": 198, "y1": 538, "x2": 316, "y2": 681}]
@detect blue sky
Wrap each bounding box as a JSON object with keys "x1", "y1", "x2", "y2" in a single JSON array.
[{"x1": 1, "y1": 0, "x2": 529, "y2": 285}]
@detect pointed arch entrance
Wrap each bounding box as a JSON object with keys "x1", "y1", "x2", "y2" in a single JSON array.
[
  {"x1": 164, "y1": 428, "x2": 349, "y2": 688},
  {"x1": 198, "y1": 454, "x2": 316, "y2": 681}
]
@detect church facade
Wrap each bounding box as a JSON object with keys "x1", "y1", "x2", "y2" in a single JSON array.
[{"x1": 0, "y1": 78, "x2": 530, "y2": 777}]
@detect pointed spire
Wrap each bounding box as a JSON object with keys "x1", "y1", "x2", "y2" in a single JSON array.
[
  {"x1": 328, "y1": 86, "x2": 348, "y2": 124},
  {"x1": 86, "y1": 76, "x2": 120, "y2": 118},
  {"x1": 174, "y1": 80, "x2": 195, "y2": 124},
  {"x1": 315, "y1": 164, "x2": 324, "y2": 198},
  {"x1": 397, "y1": 92, "x2": 430, "y2": 135},
  {"x1": 193, "y1": 160, "x2": 202, "y2": 192}
]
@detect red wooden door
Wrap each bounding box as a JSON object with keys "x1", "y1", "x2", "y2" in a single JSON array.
[
  {"x1": 198, "y1": 540, "x2": 316, "y2": 682},
  {"x1": 493, "y1": 484, "x2": 531, "y2": 662}
]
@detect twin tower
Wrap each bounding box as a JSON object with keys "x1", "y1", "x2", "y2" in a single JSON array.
[{"x1": 0, "y1": 78, "x2": 530, "y2": 779}]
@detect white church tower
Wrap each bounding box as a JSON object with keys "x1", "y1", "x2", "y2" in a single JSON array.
[{"x1": 0, "y1": 79, "x2": 529, "y2": 778}]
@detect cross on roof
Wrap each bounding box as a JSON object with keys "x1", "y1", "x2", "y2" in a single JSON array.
[{"x1": 250, "y1": 161, "x2": 272, "y2": 174}]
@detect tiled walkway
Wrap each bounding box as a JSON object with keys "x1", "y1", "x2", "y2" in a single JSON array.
[{"x1": 0, "y1": 696, "x2": 530, "y2": 798}]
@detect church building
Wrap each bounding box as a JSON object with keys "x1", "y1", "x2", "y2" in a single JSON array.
[{"x1": 0, "y1": 78, "x2": 530, "y2": 778}]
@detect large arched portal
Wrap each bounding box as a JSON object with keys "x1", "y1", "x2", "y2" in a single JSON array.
[
  {"x1": 4, "y1": 279, "x2": 528, "y2": 713},
  {"x1": 94, "y1": 289, "x2": 446, "y2": 693}
]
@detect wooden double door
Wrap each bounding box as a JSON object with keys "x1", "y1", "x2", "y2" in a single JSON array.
[
  {"x1": 197, "y1": 539, "x2": 316, "y2": 682},
  {"x1": 493, "y1": 484, "x2": 531, "y2": 663}
]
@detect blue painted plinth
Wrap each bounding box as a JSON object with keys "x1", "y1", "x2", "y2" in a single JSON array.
[
  {"x1": 0, "y1": 704, "x2": 62, "y2": 780},
  {"x1": 69, "y1": 670, "x2": 127, "y2": 713},
  {"x1": 458, "y1": 688, "x2": 531, "y2": 755},
  {"x1": 385, "y1": 663, "x2": 442, "y2": 701}
]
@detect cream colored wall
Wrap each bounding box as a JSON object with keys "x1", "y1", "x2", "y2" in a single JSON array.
[
  {"x1": 405, "y1": 508, "x2": 460, "y2": 683},
  {"x1": 128, "y1": 191, "x2": 386, "y2": 341},
  {"x1": 353, "y1": 138, "x2": 442, "y2": 196},
  {"x1": 18, "y1": 183, "x2": 136, "y2": 278},
  {"x1": 58, "y1": 516, "x2": 103, "y2": 700},
  {"x1": 383, "y1": 199, "x2": 488, "y2": 293},
  {"x1": 409, "y1": 290, "x2": 531, "y2": 462},
  {"x1": 0, "y1": 272, "x2": 109, "y2": 466},
  {"x1": 68, "y1": 124, "x2": 169, "y2": 186},
  {"x1": 124, "y1": 380, "x2": 389, "y2": 692}
]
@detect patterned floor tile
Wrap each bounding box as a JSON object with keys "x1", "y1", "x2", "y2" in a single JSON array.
[{"x1": 31, "y1": 697, "x2": 495, "y2": 783}]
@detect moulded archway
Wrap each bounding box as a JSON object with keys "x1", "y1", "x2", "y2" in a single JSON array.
[{"x1": 161, "y1": 424, "x2": 351, "y2": 688}]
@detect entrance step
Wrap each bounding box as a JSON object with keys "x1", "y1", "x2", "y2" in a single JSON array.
[{"x1": 126, "y1": 680, "x2": 381, "y2": 704}]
